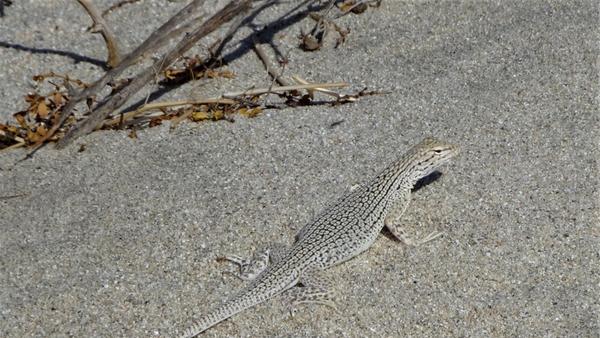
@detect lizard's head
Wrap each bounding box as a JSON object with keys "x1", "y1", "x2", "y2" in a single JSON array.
[{"x1": 407, "y1": 137, "x2": 459, "y2": 180}]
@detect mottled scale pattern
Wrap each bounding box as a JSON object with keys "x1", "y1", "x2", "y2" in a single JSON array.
[{"x1": 179, "y1": 137, "x2": 459, "y2": 338}]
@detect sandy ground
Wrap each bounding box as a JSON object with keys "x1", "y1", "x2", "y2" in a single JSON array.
[{"x1": 1, "y1": 0, "x2": 598, "y2": 337}]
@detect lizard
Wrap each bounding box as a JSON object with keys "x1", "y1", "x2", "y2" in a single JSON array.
[{"x1": 178, "y1": 137, "x2": 459, "y2": 337}]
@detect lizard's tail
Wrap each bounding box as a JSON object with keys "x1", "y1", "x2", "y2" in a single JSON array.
[{"x1": 178, "y1": 280, "x2": 288, "y2": 338}]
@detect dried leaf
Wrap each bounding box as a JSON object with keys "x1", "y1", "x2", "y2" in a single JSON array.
[
  {"x1": 0, "y1": 123, "x2": 19, "y2": 135},
  {"x1": 36, "y1": 125, "x2": 48, "y2": 137},
  {"x1": 204, "y1": 69, "x2": 217, "y2": 78},
  {"x1": 13, "y1": 112, "x2": 28, "y2": 129},
  {"x1": 205, "y1": 69, "x2": 235, "y2": 79},
  {"x1": 149, "y1": 117, "x2": 164, "y2": 127},
  {"x1": 27, "y1": 129, "x2": 39, "y2": 143},
  {"x1": 52, "y1": 92, "x2": 64, "y2": 106},
  {"x1": 25, "y1": 93, "x2": 41, "y2": 104},
  {"x1": 212, "y1": 110, "x2": 224, "y2": 120},
  {"x1": 0, "y1": 124, "x2": 18, "y2": 141},
  {"x1": 164, "y1": 69, "x2": 182, "y2": 80},
  {"x1": 191, "y1": 111, "x2": 210, "y2": 121},
  {"x1": 128, "y1": 129, "x2": 138, "y2": 139},
  {"x1": 238, "y1": 107, "x2": 262, "y2": 118},
  {"x1": 351, "y1": 3, "x2": 368, "y2": 14},
  {"x1": 339, "y1": 2, "x2": 353, "y2": 11},
  {"x1": 0, "y1": 130, "x2": 14, "y2": 142},
  {"x1": 37, "y1": 101, "x2": 49, "y2": 119},
  {"x1": 219, "y1": 70, "x2": 236, "y2": 79}
]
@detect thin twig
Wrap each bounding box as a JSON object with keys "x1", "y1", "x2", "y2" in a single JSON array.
[
  {"x1": 335, "y1": 0, "x2": 382, "y2": 18},
  {"x1": 103, "y1": 98, "x2": 237, "y2": 128},
  {"x1": 222, "y1": 82, "x2": 348, "y2": 98},
  {"x1": 0, "y1": 193, "x2": 29, "y2": 200},
  {"x1": 104, "y1": 81, "x2": 348, "y2": 127},
  {"x1": 0, "y1": 130, "x2": 26, "y2": 144},
  {"x1": 0, "y1": 142, "x2": 26, "y2": 153},
  {"x1": 76, "y1": 0, "x2": 122, "y2": 68},
  {"x1": 116, "y1": 81, "x2": 347, "y2": 119},
  {"x1": 253, "y1": 40, "x2": 292, "y2": 86},
  {"x1": 291, "y1": 75, "x2": 349, "y2": 99}
]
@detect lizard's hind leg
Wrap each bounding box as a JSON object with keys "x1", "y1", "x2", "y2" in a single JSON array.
[
  {"x1": 283, "y1": 268, "x2": 339, "y2": 316},
  {"x1": 218, "y1": 243, "x2": 288, "y2": 281}
]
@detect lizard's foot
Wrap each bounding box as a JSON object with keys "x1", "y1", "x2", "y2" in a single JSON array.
[
  {"x1": 218, "y1": 243, "x2": 289, "y2": 281},
  {"x1": 394, "y1": 228, "x2": 444, "y2": 247},
  {"x1": 383, "y1": 191, "x2": 444, "y2": 247},
  {"x1": 285, "y1": 287, "x2": 339, "y2": 317},
  {"x1": 218, "y1": 249, "x2": 269, "y2": 281},
  {"x1": 283, "y1": 269, "x2": 339, "y2": 316}
]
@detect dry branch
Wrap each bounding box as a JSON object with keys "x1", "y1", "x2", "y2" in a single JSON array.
[
  {"x1": 56, "y1": 0, "x2": 251, "y2": 148},
  {"x1": 2, "y1": 70, "x2": 372, "y2": 152},
  {"x1": 106, "y1": 81, "x2": 348, "y2": 129},
  {"x1": 11, "y1": 0, "x2": 384, "y2": 156},
  {"x1": 28, "y1": 0, "x2": 209, "y2": 153},
  {"x1": 253, "y1": 41, "x2": 292, "y2": 86},
  {"x1": 76, "y1": 0, "x2": 122, "y2": 68},
  {"x1": 54, "y1": 0, "x2": 252, "y2": 149},
  {"x1": 43, "y1": 0, "x2": 251, "y2": 148},
  {"x1": 103, "y1": 81, "x2": 348, "y2": 127},
  {"x1": 55, "y1": 0, "x2": 252, "y2": 148},
  {"x1": 101, "y1": 98, "x2": 237, "y2": 128}
]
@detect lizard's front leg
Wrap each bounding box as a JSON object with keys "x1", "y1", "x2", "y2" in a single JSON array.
[{"x1": 384, "y1": 189, "x2": 444, "y2": 246}]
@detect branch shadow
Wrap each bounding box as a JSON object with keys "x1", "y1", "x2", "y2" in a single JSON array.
[{"x1": 0, "y1": 41, "x2": 108, "y2": 70}]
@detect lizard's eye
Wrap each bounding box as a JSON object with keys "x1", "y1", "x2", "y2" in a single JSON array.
[{"x1": 434, "y1": 149, "x2": 443, "y2": 153}]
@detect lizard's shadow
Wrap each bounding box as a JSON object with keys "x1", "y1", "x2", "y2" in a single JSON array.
[
  {"x1": 412, "y1": 171, "x2": 442, "y2": 192},
  {"x1": 380, "y1": 171, "x2": 443, "y2": 242}
]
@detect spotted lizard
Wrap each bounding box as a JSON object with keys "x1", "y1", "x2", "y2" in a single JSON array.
[{"x1": 179, "y1": 137, "x2": 459, "y2": 337}]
